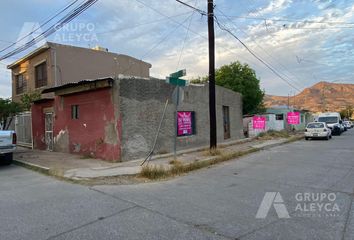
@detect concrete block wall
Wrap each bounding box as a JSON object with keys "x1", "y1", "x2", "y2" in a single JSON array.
[{"x1": 116, "y1": 77, "x2": 244, "y2": 161}]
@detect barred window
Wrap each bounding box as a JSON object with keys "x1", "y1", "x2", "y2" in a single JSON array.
[
  {"x1": 16, "y1": 73, "x2": 26, "y2": 94},
  {"x1": 35, "y1": 62, "x2": 47, "y2": 88}
]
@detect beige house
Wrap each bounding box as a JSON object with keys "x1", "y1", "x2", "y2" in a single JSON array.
[{"x1": 8, "y1": 42, "x2": 151, "y2": 102}]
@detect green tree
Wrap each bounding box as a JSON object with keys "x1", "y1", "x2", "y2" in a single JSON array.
[
  {"x1": 216, "y1": 61, "x2": 264, "y2": 114},
  {"x1": 20, "y1": 91, "x2": 41, "y2": 111},
  {"x1": 190, "y1": 62, "x2": 265, "y2": 114},
  {"x1": 340, "y1": 106, "x2": 353, "y2": 120},
  {"x1": 190, "y1": 76, "x2": 208, "y2": 84},
  {"x1": 0, "y1": 98, "x2": 22, "y2": 130}
]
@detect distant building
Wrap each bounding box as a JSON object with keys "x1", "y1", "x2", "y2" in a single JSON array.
[
  {"x1": 31, "y1": 77, "x2": 244, "y2": 162},
  {"x1": 243, "y1": 113, "x2": 284, "y2": 137},
  {"x1": 266, "y1": 105, "x2": 313, "y2": 130},
  {"x1": 7, "y1": 42, "x2": 151, "y2": 102}
]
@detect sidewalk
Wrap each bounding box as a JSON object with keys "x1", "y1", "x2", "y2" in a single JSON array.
[{"x1": 13, "y1": 134, "x2": 303, "y2": 182}]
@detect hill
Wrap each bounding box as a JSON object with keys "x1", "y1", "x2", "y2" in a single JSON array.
[{"x1": 264, "y1": 81, "x2": 354, "y2": 112}]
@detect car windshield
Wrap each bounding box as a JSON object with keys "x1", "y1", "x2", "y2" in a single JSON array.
[
  {"x1": 318, "y1": 117, "x2": 338, "y2": 124},
  {"x1": 307, "y1": 123, "x2": 324, "y2": 128}
]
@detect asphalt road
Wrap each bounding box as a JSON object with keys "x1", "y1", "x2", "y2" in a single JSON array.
[{"x1": 1, "y1": 130, "x2": 354, "y2": 240}]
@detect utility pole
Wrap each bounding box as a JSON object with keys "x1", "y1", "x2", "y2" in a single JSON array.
[
  {"x1": 287, "y1": 93, "x2": 290, "y2": 109},
  {"x1": 208, "y1": 0, "x2": 217, "y2": 149}
]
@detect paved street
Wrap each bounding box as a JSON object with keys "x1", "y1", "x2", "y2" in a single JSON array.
[{"x1": 1, "y1": 131, "x2": 354, "y2": 240}]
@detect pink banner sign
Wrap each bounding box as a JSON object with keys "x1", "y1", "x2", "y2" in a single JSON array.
[
  {"x1": 287, "y1": 112, "x2": 300, "y2": 125},
  {"x1": 253, "y1": 116, "x2": 266, "y2": 129},
  {"x1": 177, "y1": 111, "x2": 192, "y2": 136}
]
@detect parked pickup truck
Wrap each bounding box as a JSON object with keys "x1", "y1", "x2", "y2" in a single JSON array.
[{"x1": 0, "y1": 130, "x2": 16, "y2": 165}]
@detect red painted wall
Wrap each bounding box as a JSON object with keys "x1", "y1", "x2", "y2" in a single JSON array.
[
  {"x1": 53, "y1": 88, "x2": 121, "y2": 161},
  {"x1": 31, "y1": 100, "x2": 54, "y2": 150}
]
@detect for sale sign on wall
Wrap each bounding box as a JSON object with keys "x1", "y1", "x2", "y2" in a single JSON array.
[
  {"x1": 177, "y1": 111, "x2": 193, "y2": 136},
  {"x1": 252, "y1": 116, "x2": 266, "y2": 129},
  {"x1": 287, "y1": 112, "x2": 300, "y2": 125}
]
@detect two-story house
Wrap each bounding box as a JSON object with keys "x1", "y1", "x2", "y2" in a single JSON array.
[{"x1": 7, "y1": 42, "x2": 152, "y2": 102}]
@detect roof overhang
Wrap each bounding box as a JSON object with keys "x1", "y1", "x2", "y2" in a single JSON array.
[
  {"x1": 42, "y1": 77, "x2": 114, "y2": 96},
  {"x1": 7, "y1": 43, "x2": 51, "y2": 69}
]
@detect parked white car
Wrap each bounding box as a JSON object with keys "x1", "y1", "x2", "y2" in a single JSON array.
[
  {"x1": 305, "y1": 122, "x2": 332, "y2": 140},
  {"x1": 344, "y1": 121, "x2": 353, "y2": 129},
  {"x1": 0, "y1": 130, "x2": 16, "y2": 165}
]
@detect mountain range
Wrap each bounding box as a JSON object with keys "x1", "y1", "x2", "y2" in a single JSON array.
[{"x1": 264, "y1": 82, "x2": 354, "y2": 113}]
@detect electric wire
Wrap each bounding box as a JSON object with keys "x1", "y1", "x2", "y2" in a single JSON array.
[
  {"x1": 175, "y1": 0, "x2": 302, "y2": 91},
  {"x1": 214, "y1": 16, "x2": 302, "y2": 92},
  {"x1": 176, "y1": 1, "x2": 198, "y2": 70},
  {"x1": 215, "y1": 7, "x2": 305, "y2": 90},
  {"x1": 0, "y1": 0, "x2": 98, "y2": 61},
  {"x1": 120, "y1": 10, "x2": 197, "y2": 75},
  {"x1": 0, "y1": 0, "x2": 80, "y2": 53},
  {"x1": 219, "y1": 15, "x2": 354, "y2": 26}
]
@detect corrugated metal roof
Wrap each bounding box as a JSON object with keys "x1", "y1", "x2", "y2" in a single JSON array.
[{"x1": 42, "y1": 77, "x2": 114, "y2": 93}]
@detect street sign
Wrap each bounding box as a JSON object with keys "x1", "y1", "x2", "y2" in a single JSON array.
[
  {"x1": 166, "y1": 69, "x2": 188, "y2": 161},
  {"x1": 166, "y1": 77, "x2": 188, "y2": 87},
  {"x1": 169, "y1": 69, "x2": 186, "y2": 78},
  {"x1": 172, "y1": 87, "x2": 184, "y2": 105}
]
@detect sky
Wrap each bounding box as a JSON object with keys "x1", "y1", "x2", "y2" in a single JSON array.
[{"x1": 1, "y1": 0, "x2": 354, "y2": 98}]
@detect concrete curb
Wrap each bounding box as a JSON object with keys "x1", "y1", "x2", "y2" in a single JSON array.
[
  {"x1": 253, "y1": 135, "x2": 304, "y2": 151},
  {"x1": 142, "y1": 137, "x2": 255, "y2": 162},
  {"x1": 147, "y1": 135, "x2": 304, "y2": 173},
  {"x1": 13, "y1": 159, "x2": 50, "y2": 175},
  {"x1": 13, "y1": 135, "x2": 304, "y2": 182}
]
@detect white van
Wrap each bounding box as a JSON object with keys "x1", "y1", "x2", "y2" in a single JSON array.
[{"x1": 317, "y1": 112, "x2": 343, "y2": 135}]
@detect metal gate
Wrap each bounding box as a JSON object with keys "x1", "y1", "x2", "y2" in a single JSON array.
[
  {"x1": 45, "y1": 112, "x2": 53, "y2": 151},
  {"x1": 15, "y1": 112, "x2": 33, "y2": 148}
]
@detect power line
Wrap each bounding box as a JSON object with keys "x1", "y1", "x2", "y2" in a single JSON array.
[
  {"x1": 173, "y1": 0, "x2": 261, "y2": 68},
  {"x1": 219, "y1": 15, "x2": 354, "y2": 26},
  {"x1": 176, "y1": 1, "x2": 197, "y2": 70},
  {"x1": 136, "y1": 0, "x2": 267, "y2": 79},
  {"x1": 243, "y1": 1, "x2": 308, "y2": 89},
  {"x1": 0, "y1": 0, "x2": 98, "y2": 61},
  {"x1": 95, "y1": 11, "x2": 194, "y2": 35},
  {"x1": 135, "y1": 0, "x2": 208, "y2": 38},
  {"x1": 215, "y1": 7, "x2": 305, "y2": 90},
  {"x1": 175, "y1": 0, "x2": 207, "y2": 15},
  {"x1": 0, "y1": 0, "x2": 80, "y2": 53},
  {"x1": 175, "y1": 0, "x2": 302, "y2": 91},
  {"x1": 214, "y1": 16, "x2": 301, "y2": 92},
  {"x1": 176, "y1": 0, "x2": 206, "y2": 16},
  {"x1": 282, "y1": 26, "x2": 354, "y2": 30},
  {"x1": 141, "y1": 15, "x2": 193, "y2": 59},
  {"x1": 119, "y1": 11, "x2": 196, "y2": 75}
]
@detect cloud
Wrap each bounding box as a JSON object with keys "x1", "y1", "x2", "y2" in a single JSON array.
[
  {"x1": 2, "y1": 0, "x2": 354, "y2": 98},
  {"x1": 250, "y1": 0, "x2": 293, "y2": 16}
]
